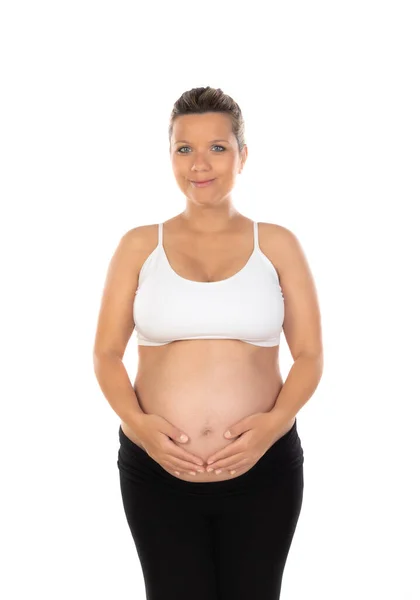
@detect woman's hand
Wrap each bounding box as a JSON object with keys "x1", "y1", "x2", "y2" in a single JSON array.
[
  {"x1": 205, "y1": 411, "x2": 290, "y2": 475},
  {"x1": 135, "y1": 414, "x2": 205, "y2": 476}
]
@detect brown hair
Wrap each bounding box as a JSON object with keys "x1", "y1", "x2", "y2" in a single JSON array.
[{"x1": 168, "y1": 87, "x2": 246, "y2": 152}]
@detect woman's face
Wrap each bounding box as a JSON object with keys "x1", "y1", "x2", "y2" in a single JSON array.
[{"x1": 170, "y1": 112, "x2": 247, "y2": 203}]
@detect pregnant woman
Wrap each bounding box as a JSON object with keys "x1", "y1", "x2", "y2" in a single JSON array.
[{"x1": 93, "y1": 86, "x2": 323, "y2": 600}]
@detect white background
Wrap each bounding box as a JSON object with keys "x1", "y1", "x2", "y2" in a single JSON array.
[{"x1": 1, "y1": 1, "x2": 419, "y2": 598}]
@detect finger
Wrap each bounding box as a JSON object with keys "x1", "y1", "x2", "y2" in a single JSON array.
[
  {"x1": 166, "y1": 442, "x2": 204, "y2": 466},
  {"x1": 161, "y1": 463, "x2": 198, "y2": 477},
  {"x1": 212, "y1": 460, "x2": 250, "y2": 474},
  {"x1": 207, "y1": 443, "x2": 242, "y2": 466},
  {"x1": 165, "y1": 455, "x2": 205, "y2": 473},
  {"x1": 227, "y1": 461, "x2": 248, "y2": 474},
  {"x1": 174, "y1": 450, "x2": 204, "y2": 467},
  {"x1": 205, "y1": 452, "x2": 244, "y2": 471},
  {"x1": 167, "y1": 441, "x2": 204, "y2": 466},
  {"x1": 160, "y1": 458, "x2": 202, "y2": 476}
]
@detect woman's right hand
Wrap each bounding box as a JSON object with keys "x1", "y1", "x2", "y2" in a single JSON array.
[{"x1": 135, "y1": 413, "x2": 205, "y2": 476}]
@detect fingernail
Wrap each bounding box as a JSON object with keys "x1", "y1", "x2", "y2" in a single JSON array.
[
  {"x1": 179, "y1": 434, "x2": 188, "y2": 442},
  {"x1": 215, "y1": 469, "x2": 222, "y2": 475},
  {"x1": 230, "y1": 470, "x2": 236, "y2": 475},
  {"x1": 207, "y1": 467, "x2": 214, "y2": 472},
  {"x1": 197, "y1": 468, "x2": 204, "y2": 473},
  {"x1": 189, "y1": 471, "x2": 196, "y2": 476}
]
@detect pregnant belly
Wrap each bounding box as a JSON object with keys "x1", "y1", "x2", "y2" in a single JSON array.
[{"x1": 121, "y1": 341, "x2": 286, "y2": 482}]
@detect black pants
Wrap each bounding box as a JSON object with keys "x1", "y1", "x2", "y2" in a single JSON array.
[{"x1": 117, "y1": 418, "x2": 304, "y2": 600}]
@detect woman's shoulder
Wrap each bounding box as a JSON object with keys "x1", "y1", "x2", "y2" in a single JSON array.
[
  {"x1": 258, "y1": 221, "x2": 297, "y2": 245},
  {"x1": 112, "y1": 224, "x2": 161, "y2": 273},
  {"x1": 122, "y1": 223, "x2": 160, "y2": 250}
]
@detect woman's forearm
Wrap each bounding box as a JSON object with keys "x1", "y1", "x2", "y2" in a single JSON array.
[
  {"x1": 93, "y1": 352, "x2": 146, "y2": 431},
  {"x1": 270, "y1": 353, "x2": 323, "y2": 425}
]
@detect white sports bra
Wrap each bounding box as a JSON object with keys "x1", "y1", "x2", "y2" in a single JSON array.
[{"x1": 133, "y1": 221, "x2": 284, "y2": 347}]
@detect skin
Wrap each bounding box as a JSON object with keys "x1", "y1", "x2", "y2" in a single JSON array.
[
  {"x1": 96, "y1": 111, "x2": 322, "y2": 481},
  {"x1": 169, "y1": 111, "x2": 248, "y2": 226}
]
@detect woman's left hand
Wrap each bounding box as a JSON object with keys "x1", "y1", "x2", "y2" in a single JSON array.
[{"x1": 205, "y1": 411, "x2": 289, "y2": 475}]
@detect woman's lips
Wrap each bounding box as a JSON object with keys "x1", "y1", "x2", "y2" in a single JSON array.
[{"x1": 190, "y1": 179, "x2": 215, "y2": 188}]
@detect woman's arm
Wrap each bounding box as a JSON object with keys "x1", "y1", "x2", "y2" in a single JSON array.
[
  {"x1": 93, "y1": 352, "x2": 146, "y2": 429},
  {"x1": 270, "y1": 225, "x2": 324, "y2": 424},
  {"x1": 93, "y1": 229, "x2": 146, "y2": 430}
]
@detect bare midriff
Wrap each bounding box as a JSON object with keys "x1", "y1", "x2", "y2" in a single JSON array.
[{"x1": 120, "y1": 339, "x2": 293, "y2": 482}]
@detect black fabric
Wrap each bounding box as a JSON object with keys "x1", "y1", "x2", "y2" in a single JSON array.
[{"x1": 117, "y1": 418, "x2": 304, "y2": 600}]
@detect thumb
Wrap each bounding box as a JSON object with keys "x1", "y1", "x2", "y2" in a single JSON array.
[
  {"x1": 176, "y1": 430, "x2": 189, "y2": 443},
  {"x1": 224, "y1": 416, "x2": 252, "y2": 438},
  {"x1": 158, "y1": 415, "x2": 189, "y2": 443}
]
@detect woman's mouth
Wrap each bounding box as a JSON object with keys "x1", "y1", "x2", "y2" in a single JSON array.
[{"x1": 190, "y1": 179, "x2": 215, "y2": 188}]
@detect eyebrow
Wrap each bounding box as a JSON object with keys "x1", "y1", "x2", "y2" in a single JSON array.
[{"x1": 174, "y1": 139, "x2": 230, "y2": 145}]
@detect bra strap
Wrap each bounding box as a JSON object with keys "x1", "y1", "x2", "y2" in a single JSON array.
[
  {"x1": 253, "y1": 221, "x2": 259, "y2": 250},
  {"x1": 158, "y1": 222, "x2": 163, "y2": 246}
]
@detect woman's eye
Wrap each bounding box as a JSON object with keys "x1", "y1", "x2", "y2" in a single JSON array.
[{"x1": 177, "y1": 145, "x2": 225, "y2": 154}]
